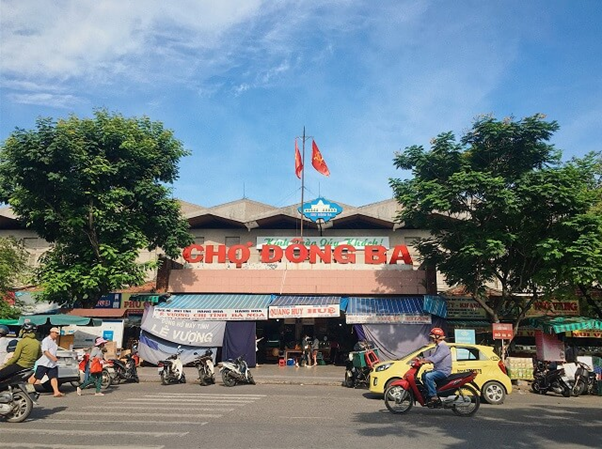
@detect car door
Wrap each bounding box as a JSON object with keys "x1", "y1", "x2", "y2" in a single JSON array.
[{"x1": 452, "y1": 345, "x2": 483, "y2": 379}]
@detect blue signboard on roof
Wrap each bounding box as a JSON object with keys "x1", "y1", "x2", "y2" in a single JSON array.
[{"x1": 298, "y1": 197, "x2": 343, "y2": 223}]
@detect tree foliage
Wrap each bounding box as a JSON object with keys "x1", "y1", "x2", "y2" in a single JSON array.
[
  {"x1": 390, "y1": 114, "x2": 602, "y2": 331},
  {"x1": 0, "y1": 110, "x2": 193, "y2": 308},
  {"x1": 0, "y1": 237, "x2": 28, "y2": 319}
]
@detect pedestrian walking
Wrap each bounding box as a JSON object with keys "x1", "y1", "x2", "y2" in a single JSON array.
[
  {"x1": 77, "y1": 337, "x2": 107, "y2": 396},
  {"x1": 30, "y1": 327, "x2": 64, "y2": 397}
]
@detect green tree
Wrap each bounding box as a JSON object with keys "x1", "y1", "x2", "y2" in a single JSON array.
[
  {"x1": 540, "y1": 153, "x2": 602, "y2": 317},
  {"x1": 390, "y1": 114, "x2": 601, "y2": 335},
  {"x1": 0, "y1": 110, "x2": 193, "y2": 308},
  {"x1": 0, "y1": 237, "x2": 28, "y2": 319}
]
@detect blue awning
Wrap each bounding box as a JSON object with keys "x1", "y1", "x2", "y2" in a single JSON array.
[
  {"x1": 423, "y1": 295, "x2": 447, "y2": 318},
  {"x1": 345, "y1": 297, "x2": 424, "y2": 315},
  {"x1": 344, "y1": 297, "x2": 431, "y2": 324},
  {"x1": 158, "y1": 294, "x2": 272, "y2": 311}
]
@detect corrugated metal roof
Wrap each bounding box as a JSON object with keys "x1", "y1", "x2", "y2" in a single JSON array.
[
  {"x1": 270, "y1": 296, "x2": 341, "y2": 307},
  {"x1": 158, "y1": 294, "x2": 272, "y2": 310},
  {"x1": 345, "y1": 297, "x2": 424, "y2": 315}
]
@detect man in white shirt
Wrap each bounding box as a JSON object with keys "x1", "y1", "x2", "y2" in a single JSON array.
[{"x1": 30, "y1": 327, "x2": 64, "y2": 397}]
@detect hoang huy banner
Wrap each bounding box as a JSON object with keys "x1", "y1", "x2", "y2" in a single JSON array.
[{"x1": 141, "y1": 305, "x2": 226, "y2": 347}]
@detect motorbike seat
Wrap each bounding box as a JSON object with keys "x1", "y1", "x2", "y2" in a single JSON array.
[{"x1": 435, "y1": 371, "x2": 473, "y2": 387}]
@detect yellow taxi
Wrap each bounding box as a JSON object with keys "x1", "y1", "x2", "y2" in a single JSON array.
[{"x1": 369, "y1": 343, "x2": 512, "y2": 405}]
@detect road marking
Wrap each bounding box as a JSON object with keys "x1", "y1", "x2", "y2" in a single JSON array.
[
  {"x1": 54, "y1": 411, "x2": 223, "y2": 418},
  {"x1": 125, "y1": 398, "x2": 256, "y2": 403},
  {"x1": 42, "y1": 418, "x2": 208, "y2": 425},
  {"x1": 150, "y1": 392, "x2": 266, "y2": 397},
  {"x1": 0, "y1": 429, "x2": 187, "y2": 437},
  {"x1": 82, "y1": 404, "x2": 235, "y2": 412},
  {"x1": 0, "y1": 445, "x2": 165, "y2": 449}
]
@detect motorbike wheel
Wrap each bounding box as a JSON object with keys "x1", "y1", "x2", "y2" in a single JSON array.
[
  {"x1": 561, "y1": 385, "x2": 571, "y2": 397},
  {"x1": 343, "y1": 370, "x2": 355, "y2": 388},
  {"x1": 101, "y1": 370, "x2": 112, "y2": 389},
  {"x1": 451, "y1": 385, "x2": 480, "y2": 417},
  {"x1": 481, "y1": 381, "x2": 506, "y2": 405},
  {"x1": 180, "y1": 373, "x2": 186, "y2": 384},
  {"x1": 384, "y1": 385, "x2": 413, "y2": 414},
  {"x1": 572, "y1": 380, "x2": 586, "y2": 397},
  {"x1": 112, "y1": 372, "x2": 123, "y2": 385},
  {"x1": 160, "y1": 371, "x2": 169, "y2": 385},
  {"x1": 531, "y1": 380, "x2": 546, "y2": 395},
  {"x1": 5, "y1": 391, "x2": 33, "y2": 423},
  {"x1": 248, "y1": 372, "x2": 256, "y2": 385},
  {"x1": 222, "y1": 370, "x2": 237, "y2": 387}
]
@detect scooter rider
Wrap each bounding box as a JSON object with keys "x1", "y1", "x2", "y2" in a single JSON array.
[
  {"x1": 0, "y1": 322, "x2": 41, "y2": 381},
  {"x1": 422, "y1": 327, "x2": 452, "y2": 407},
  {"x1": 0, "y1": 325, "x2": 11, "y2": 364}
]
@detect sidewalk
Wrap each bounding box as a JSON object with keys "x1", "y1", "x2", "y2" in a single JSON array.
[{"x1": 137, "y1": 363, "x2": 345, "y2": 386}]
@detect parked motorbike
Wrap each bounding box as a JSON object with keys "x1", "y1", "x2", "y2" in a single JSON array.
[
  {"x1": 107, "y1": 352, "x2": 139, "y2": 384},
  {"x1": 343, "y1": 341, "x2": 380, "y2": 388},
  {"x1": 531, "y1": 361, "x2": 571, "y2": 397},
  {"x1": 193, "y1": 349, "x2": 215, "y2": 386},
  {"x1": 0, "y1": 368, "x2": 39, "y2": 423},
  {"x1": 220, "y1": 356, "x2": 255, "y2": 387},
  {"x1": 384, "y1": 358, "x2": 480, "y2": 417},
  {"x1": 567, "y1": 361, "x2": 597, "y2": 396},
  {"x1": 158, "y1": 346, "x2": 186, "y2": 385}
]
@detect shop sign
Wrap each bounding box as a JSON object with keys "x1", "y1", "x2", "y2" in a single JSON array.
[
  {"x1": 153, "y1": 307, "x2": 268, "y2": 321},
  {"x1": 298, "y1": 197, "x2": 343, "y2": 223},
  {"x1": 445, "y1": 298, "x2": 487, "y2": 320},
  {"x1": 269, "y1": 305, "x2": 340, "y2": 319},
  {"x1": 525, "y1": 299, "x2": 580, "y2": 317},
  {"x1": 121, "y1": 293, "x2": 153, "y2": 315},
  {"x1": 569, "y1": 330, "x2": 602, "y2": 339},
  {"x1": 257, "y1": 236, "x2": 389, "y2": 249},
  {"x1": 95, "y1": 293, "x2": 121, "y2": 309},
  {"x1": 516, "y1": 328, "x2": 536, "y2": 337},
  {"x1": 183, "y1": 242, "x2": 412, "y2": 268},
  {"x1": 492, "y1": 323, "x2": 514, "y2": 340},
  {"x1": 454, "y1": 329, "x2": 476, "y2": 344},
  {"x1": 142, "y1": 306, "x2": 226, "y2": 345},
  {"x1": 346, "y1": 314, "x2": 432, "y2": 325}
]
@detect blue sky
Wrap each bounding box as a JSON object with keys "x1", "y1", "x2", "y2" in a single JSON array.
[{"x1": 1, "y1": 0, "x2": 601, "y2": 208}]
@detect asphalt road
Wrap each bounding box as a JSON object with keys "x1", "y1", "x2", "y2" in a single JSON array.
[{"x1": 2, "y1": 382, "x2": 601, "y2": 449}]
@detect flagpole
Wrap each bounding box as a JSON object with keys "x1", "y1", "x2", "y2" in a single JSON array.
[{"x1": 300, "y1": 126, "x2": 305, "y2": 237}]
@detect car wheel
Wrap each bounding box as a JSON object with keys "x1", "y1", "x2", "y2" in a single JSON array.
[
  {"x1": 384, "y1": 377, "x2": 401, "y2": 392},
  {"x1": 482, "y1": 381, "x2": 506, "y2": 405}
]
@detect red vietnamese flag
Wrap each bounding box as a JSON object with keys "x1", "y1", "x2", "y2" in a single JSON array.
[
  {"x1": 311, "y1": 140, "x2": 330, "y2": 176},
  {"x1": 294, "y1": 139, "x2": 303, "y2": 179}
]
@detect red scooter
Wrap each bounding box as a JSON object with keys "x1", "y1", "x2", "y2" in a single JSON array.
[{"x1": 384, "y1": 358, "x2": 481, "y2": 417}]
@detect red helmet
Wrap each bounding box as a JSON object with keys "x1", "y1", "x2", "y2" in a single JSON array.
[{"x1": 429, "y1": 328, "x2": 445, "y2": 339}]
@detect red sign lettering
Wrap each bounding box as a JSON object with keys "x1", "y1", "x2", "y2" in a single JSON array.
[{"x1": 183, "y1": 243, "x2": 413, "y2": 267}]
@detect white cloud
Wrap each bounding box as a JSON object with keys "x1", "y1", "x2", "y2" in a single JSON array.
[{"x1": 7, "y1": 92, "x2": 84, "y2": 108}]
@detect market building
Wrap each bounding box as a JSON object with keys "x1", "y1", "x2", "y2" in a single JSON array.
[{"x1": 138, "y1": 197, "x2": 448, "y2": 366}]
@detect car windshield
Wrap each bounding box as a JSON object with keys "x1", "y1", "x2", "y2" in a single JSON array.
[{"x1": 393, "y1": 344, "x2": 434, "y2": 361}]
